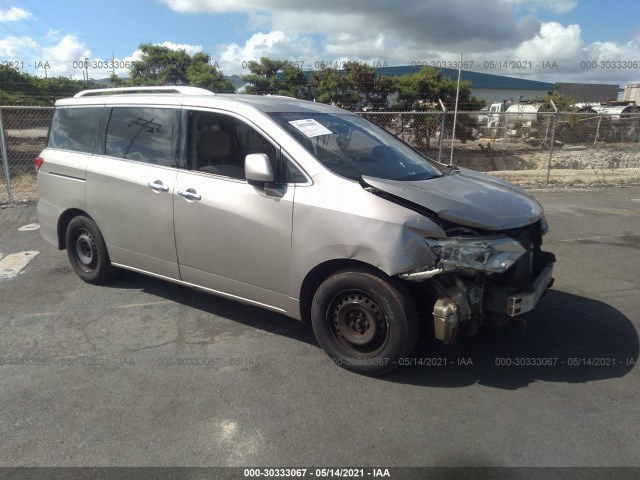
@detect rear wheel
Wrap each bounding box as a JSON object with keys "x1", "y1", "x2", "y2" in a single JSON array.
[
  {"x1": 65, "y1": 216, "x2": 117, "y2": 284},
  {"x1": 311, "y1": 268, "x2": 418, "y2": 375}
]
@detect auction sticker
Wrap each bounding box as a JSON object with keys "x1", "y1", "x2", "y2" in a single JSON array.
[{"x1": 288, "y1": 119, "x2": 333, "y2": 138}]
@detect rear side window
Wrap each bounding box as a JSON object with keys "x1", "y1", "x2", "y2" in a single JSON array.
[
  {"x1": 48, "y1": 107, "x2": 102, "y2": 153},
  {"x1": 105, "y1": 107, "x2": 175, "y2": 167}
]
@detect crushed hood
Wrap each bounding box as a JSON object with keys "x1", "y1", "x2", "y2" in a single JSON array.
[{"x1": 361, "y1": 168, "x2": 544, "y2": 231}]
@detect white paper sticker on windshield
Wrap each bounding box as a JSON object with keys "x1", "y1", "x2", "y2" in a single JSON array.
[{"x1": 288, "y1": 119, "x2": 333, "y2": 138}]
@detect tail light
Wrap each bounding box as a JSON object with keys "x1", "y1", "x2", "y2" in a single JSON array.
[{"x1": 34, "y1": 156, "x2": 44, "y2": 173}]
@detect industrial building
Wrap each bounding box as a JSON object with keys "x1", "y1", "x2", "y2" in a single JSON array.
[
  {"x1": 555, "y1": 82, "x2": 620, "y2": 103},
  {"x1": 375, "y1": 66, "x2": 555, "y2": 104},
  {"x1": 623, "y1": 84, "x2": 640, "y2": 104}
]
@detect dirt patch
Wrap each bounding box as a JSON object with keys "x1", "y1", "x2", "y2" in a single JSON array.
[{"x1": 0, "y1": 172, "x2": 37, "y2": 204}]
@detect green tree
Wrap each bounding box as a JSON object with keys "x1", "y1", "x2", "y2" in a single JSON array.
[
  {"x1": 129, "y1": 44, "x2": 233, "y2": 92},
  {"x1": 308, "y1": 63, "x2": 393, "y2": 109},
  {"x1": 109, "y1": 72, "x2": 125, "y2": 87},
  {"x1": 186, "y1": 52, "x2": 234, "y2": 92},
  {"x1": 309, "y1": 67, "x2": 355, "y2": 106},
  {"x1": 370, "y1": 75, "x2": 395, "y2": 109},
  {"x1": 393, "y1": 67, "x2": 443, "y2": 108},
  {"x1": 280, "y1": 64, "x2": 311, "y2": 99},
  {"x1": 344, "y1": 61, "x2": 375, "y2": 107},
  {"x1": 393, "y1": 66, "x2": 484, "y2": 110},
  {"x1": 344, "y1": 61, "x2": 396, "y2": 109},
  {"x1": 529, "y1": 91, "x2": 574, "y2": 112},
  {"x1": 0, "y1": 64, "x2": 99, "y2": 105},
  {"x1": 130, "y1": 44, "x2": 190, "y2": 85},
  {"x1": 242, "y1": 57, "x2": 284, "y2": 94},
  {"x1": 241, "y1": 57, "x2": 307, "y2": 97},
  {"x1": 392, "y1": 67, "x2": 485, "y2": 147}
]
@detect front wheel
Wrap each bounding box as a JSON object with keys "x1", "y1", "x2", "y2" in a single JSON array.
[
  {"x1": 65, "y1": 215, "x2": 117, "y2": 284},
  {"x1": 311, "y1": 268, "x2": 418, "y2": 375}
]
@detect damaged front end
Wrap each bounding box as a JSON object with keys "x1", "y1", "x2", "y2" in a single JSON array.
[
  {"x1": 358, "y1": 172, "x2": 555, "y2": 345},
  {"x1": 400, "y1": 221, "x2": 555, "y2": 345}
]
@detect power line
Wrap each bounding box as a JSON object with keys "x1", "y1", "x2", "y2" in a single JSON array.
[
  {"x1": 19, "y1": 0, "x2": 92, "y2": 58},
  {"x1": 0, "y1": 0, "x2": 90, "y2": 77},
  {"x1": 0, "y1": 20, "x2": 66, "y2": 68}
]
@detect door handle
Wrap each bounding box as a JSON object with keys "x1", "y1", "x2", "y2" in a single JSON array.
[
  {"x1": 177, "y1": 189, "x2": 202, "y2": 201},
  {"x1": 147, "y1": 180, "x2": 169, "y2": 192}
]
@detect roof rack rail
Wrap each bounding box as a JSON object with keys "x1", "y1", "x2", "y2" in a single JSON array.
[{"x1": 74, "y1": 86, "x2": 215, "y2": 98}]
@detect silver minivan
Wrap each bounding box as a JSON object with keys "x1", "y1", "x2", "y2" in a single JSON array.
[{"x1": 36, "y1": 86, "x2": 554, "y2": 374}]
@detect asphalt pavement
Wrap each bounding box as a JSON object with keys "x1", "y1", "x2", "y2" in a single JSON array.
[{"x1": 0, "y1": 186, "x2": 638, "y2": 469}]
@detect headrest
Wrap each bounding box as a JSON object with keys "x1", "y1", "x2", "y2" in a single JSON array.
[{"x1": 200, "y1": 130, "x2": 230, "y2": 158}]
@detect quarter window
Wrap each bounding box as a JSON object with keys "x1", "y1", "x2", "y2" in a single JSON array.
[
  {"x1": 48, "y1": 107, "x2": 102, "y2": 153},
  {"x1": 282, "y1": 154, "x2": 307, "y2": 184},
  {"x1": 105, "y1": 107, "x2": 175, "y2": 166}
]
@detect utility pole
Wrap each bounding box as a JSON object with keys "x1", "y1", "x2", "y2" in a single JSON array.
[{"x1": 449, "y1": 52, "x2": 463, "y2": 165}]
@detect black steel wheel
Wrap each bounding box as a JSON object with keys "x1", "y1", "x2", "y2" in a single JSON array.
[
  {"x1": 311, "y1": 268, "x2": 417, "y2": 375},
  {"x1": 65, "y1": 215, "x2": 117, "y2": 284},
  {"x1": 327, "y1": 289, "x2": 389, "y2": 356}
]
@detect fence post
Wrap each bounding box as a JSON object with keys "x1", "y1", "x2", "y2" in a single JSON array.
[
  {"x1": 593, "y1": 115, "x2": 602, "y2": 145},
  {"x1": 438, "y1": 99, "x2": 446, "y2": 163},
  {"x1": 0, "y1": 108, "x2": 13, "y2": 204},
  {"x1": 399, "y1": 114, "x2": 405, "y2": 142},
  {"x1": 545, "y1": 100, "x2": 558, "y2": 187},
  {"x1": 502, "y1": 112, "x2": 509, "y2": 148},
  {"x1": 543, "y1": 115, "x2": 551, "y2": 148}
]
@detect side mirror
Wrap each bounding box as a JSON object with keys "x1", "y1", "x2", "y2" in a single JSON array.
[{"x1": 245, "y1": 153, "x2": 274, "y2": 183}]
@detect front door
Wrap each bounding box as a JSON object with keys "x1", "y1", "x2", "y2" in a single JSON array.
[{"x1": 173, "y1": 110, "x2": 295, "y2": 312}]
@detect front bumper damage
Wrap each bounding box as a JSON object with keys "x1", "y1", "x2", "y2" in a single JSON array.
[
  {"x1": 399, "y1": 224, "x2": 555, "y2": 345},
  {"x1": 506, "y1": 262, "x2": 554, "y2": 317}
]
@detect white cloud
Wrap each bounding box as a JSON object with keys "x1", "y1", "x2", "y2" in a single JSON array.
[
  {"x1": 2, "y1": 0, "x2": 639, "y2": 87},
  {"x1": 216, "y1": 31, "x2": 318, "y2": 74},
  {"x1": 160, "y1": 0, "x2": 263, "y2": 14},
  {"x1": 157, "y1": 41, "x2": 203, "y2": 55},
  {"x1": 0, "y1": 33, "x2": 91, "y2": 79},
  {"x1": 515, "y1": 22, "x2": 583, "y2": 59},
  {"x1": 475, "y1": 22, "x2": 640, "y2": 83},
  {"x1": 162, "y1": 0, "x2": 541, "y2": 51},
  {"x1": 0, "y1": 34, "x2": 33, "y2": 58},
  {"x1": 170, "y1": 0, "x2": 639, "y2": 85},
  {"x1": 0, "y1": 6, "x2": 32, "y2": 21},
  {"x1": 500, "y1": 0, "x2": 577, "y2": 14},
  {"x1": 45, "y1": 28, "x2": 62, "y2": 42},
  {"x1": 89, "y1": 50, "x2": 143, "y2": 79},
  {"x1": 40, "y1": 35, "x2": 92, "y2": 77}
]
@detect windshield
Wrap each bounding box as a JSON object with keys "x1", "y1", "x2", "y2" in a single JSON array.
[{"x1": 269, "y1": 112, "x2": 443, "y2": 181}]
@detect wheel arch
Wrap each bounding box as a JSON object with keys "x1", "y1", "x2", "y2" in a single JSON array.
[
  {"x1": 57, "y1": 208, "x2": 93, "y2": 250},
  {"x1": 299, "y1": 259, "x2": 396, "y2": 324}
]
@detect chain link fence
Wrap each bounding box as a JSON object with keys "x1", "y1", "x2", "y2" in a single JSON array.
[
  {"x1": 1, "y1": 106, "x2": 639, "y2": 205},
  {"x1": 0, "y1": 106, "x2": 53, "y2": 204},
  {"x1": 360, "y1": 110, "x2": 640, "y2": 188}
]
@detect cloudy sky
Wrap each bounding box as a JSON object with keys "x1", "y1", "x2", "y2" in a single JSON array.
[{"x1": 1, "y1": 0, "x2": 639, "y2": 86}]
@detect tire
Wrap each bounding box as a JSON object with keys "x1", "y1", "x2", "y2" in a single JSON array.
[
  {"x1": 311, "y1": 268, "x2": 418, "y2": 375},
  {"x1": 65, "y1": 215, "x2": 117, "y2": 284}
]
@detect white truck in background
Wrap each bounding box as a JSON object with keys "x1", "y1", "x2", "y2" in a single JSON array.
[{"x1": 482, "y1": 101, "x2": 540, "y2": 130}]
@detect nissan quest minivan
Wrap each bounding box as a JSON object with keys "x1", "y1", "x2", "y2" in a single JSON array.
[{"x1": 36, "y1": 86, "x2": 555, "y2": 374}]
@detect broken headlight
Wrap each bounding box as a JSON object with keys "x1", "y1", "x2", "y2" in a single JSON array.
[{"x1": 426, "y1": 236, "x2": 526, "y2": 274}]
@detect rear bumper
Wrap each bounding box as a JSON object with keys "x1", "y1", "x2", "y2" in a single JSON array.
[{"x1": 36, "y1": 199, "x2": 62, "y2": 249}]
